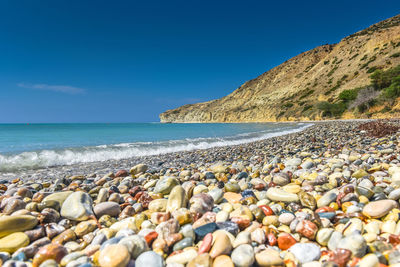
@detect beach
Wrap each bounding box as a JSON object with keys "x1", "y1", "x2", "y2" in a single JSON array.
[{"x1": 0, "y1": 119, "x2": 400, "y2": 266}]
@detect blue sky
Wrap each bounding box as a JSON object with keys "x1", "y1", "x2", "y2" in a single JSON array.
[{"x1": 0, "y1": 0, "x2": 399, "y2": 123}]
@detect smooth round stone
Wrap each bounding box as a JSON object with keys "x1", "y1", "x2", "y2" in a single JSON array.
[
  {"x1": 32, "y1": 244, "x2": 68, "y2": 267},
  {"x1": 154, "y1": 177, "x2": 179, "y2": 195},
  {"x1": 231, "y1": 244, "x2": 255, "y2": 267},
  {"x1": 285, "y1": 158, "x2": 302, "y2": 166},
  {"x1": 94, "y1": 202, "x2": 121, "y2": 218},
  {"x1": 212, "y1": 255, "x2": 234, "y2": 267},
  {"x1": 278, "y1": 213, "x2": 295, "y2": 225},
  {"x1": 60, "y1": 192, "x2": 94, "y2": 221},
  {"x1": 173, "y1": 237, "x2": 193, "y2": 251},
  {"x1": 208, "y1": 189, "x2": 224, "y2": 204},
  {"x1": 0, "y1": 232, "x2": 29, "y2": 253},
  {"x1": 362, "y1": 200, "x2": 398, "y2": 218},
  {"x1": 255, "y1": 248, "x2": 284, "y2": 267},
  {"x1": 148, "y1": 199, "x2": 168, "y2": 212},
  {"x1": 98, "y1": 244, "x2": 130, "y2": 267},
  {"x1": 272, "y1": 173, "x2": 290, "y2": 186},
  {"x1": 118, "y1": 235, "x2": 149, "y2": 259},
  {"x1": 317, "y1": 189, "x2": 338, "y2": 208},
  {"x1": 389, "y1": 189, "x2": 400, "y2": 200},
  {"x1": 135, "y1": 251, "x2": 164, "y2": 267},
  {"x1": 289, "y1": 243, "x2": 321, "y2": 263},
  {"x1": 167, "y1": 186, "x2": 188, "y2": 213},
  {"x1": 316, "y1": 228, "x2": 334, "y2": 246},
  {"x1": 0, "y1": 215, "x2": 38, "y2": 238},
  {"x1": 358, "y1": 253, "x2": 380, "y2": 267},
  {"x1": 337, "y1": 233, "x2": 367, "y2": 258},
  {"x1": 42, "y1": 191, "x2": 73, "y2": 208},
  {"x1": 129, "y1": 163, "x2": 148, "y2": 175},
  {"x1": 266, "y1": 188, "x2": 299, "y2": 203}
]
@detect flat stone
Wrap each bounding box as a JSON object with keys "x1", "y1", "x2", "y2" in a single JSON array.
[
  {"x1": 289, "y1": 243, "x2": 321, "y2": 263},
  {"x1": 99, "y1": 244, "x2": 130, "y2": 267},
  {"x1": 60, "y1": 192, "x2": 93, "y2": 221},
  {"x1": 266, "y1": 188, "x2": 299, "y2": 202},
  {"x1": 0, "y1": 232, "x2": 29, "y2": 253},
  {"x1": 362, "y1": 200, "x2": 398, "y2": 218},
  {"x1": 43, "y1": 191, "x2": 73, "y2": 208},
  {"x1": 0, "y1": 215, "x2": 38, "y2": 238},
  {"x1": 94, "y1": 202, "x2": 121, "y2": 218}
]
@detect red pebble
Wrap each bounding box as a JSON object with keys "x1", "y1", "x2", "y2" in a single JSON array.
[
  {"x1": 230, "y1": 217, "x2": 251, "y2": 230},
  {"x1": 315, "y1": 206, "x2": 335, "y2": 213},
  {"x1": 259, "y1": 205, "x2": 274, "y2": 216},
  {"x1": 198, "y1": 233, "x2": 213, "y2": 254},
  {"x1": 295, "y1": 220, "x2": 318, "y2": 240},
  {"x1": 144, "y1": 231, "x2": 158, "y2": 245},
  {"x1": 277, "y1": 233, "x2": 296, "y2": 250}
]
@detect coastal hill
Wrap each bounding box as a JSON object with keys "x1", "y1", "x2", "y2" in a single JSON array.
[{"x1": 160, "y1": 15, "x2": 400, "y2": 122}]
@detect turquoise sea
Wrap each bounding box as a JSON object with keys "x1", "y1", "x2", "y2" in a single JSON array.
[{"x1": 0, "y1": 122, "x2": 311, "y2": 171}]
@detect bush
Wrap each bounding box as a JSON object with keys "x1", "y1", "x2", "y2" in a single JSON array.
[
  {"x1": 370, "y1": 65, "x2": 400, "y2": 90},
  {"x1": 317, "y1": 101, "x2": 347, "y2": 117},
  {"x1": 282, "y1": 102, "x2": 294, "y2": 108},
  {"x1": 339, "y1": 89, "x2": 358, "y2": 101},
  {"x1": 383, "y1": 76, "x2": 400, "y2": 98}
]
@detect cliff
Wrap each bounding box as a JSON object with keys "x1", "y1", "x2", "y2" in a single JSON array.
[{"x1": 160, "y1": 15, "x2": 400, "y2": 122}]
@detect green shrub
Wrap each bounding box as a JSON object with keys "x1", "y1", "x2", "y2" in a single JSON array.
[
  {"x1": 339, "y1": 89, "x2": 358, "y2": 101},
  {"x1": 390, "y1": 52, "x2": 400, "y2": 58},
  {"x1": 383, "y1": 76, "x2": 400, "y2": 98},
  {"x1": 357, "y1": 103, "x2": 368, "y2": 113},
  {"x1": 371, "y1": 65, "x2": 400, "y2": 90},
  {"x1": 282, "y1": 102, "x2": 294, "y2": 108},
  {"x1": 302, "y1": 105, "x2": 313, "y2": 112},
  {"x1": 317, "y1": 101, "x2": 347, "y2": 117}
]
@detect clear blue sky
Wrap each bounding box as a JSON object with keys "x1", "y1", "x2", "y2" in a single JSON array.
[{"x1": 0, "y1": 0, "x2": 399, "y2": 123}]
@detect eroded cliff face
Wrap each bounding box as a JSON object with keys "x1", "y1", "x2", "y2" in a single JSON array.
[{"x1": 160, "y1": 15, "x2": 400, "y2": 123}]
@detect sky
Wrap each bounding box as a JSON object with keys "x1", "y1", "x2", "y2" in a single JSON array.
[{"x1": 0, "y1": 1, "x2": 399, "y2": 123}]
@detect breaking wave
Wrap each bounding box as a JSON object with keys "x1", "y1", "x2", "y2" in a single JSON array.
[{"x1": 0, "y1": 123, "x2": 312, "y2": 171}]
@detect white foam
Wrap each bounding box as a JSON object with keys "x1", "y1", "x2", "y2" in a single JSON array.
[{"x1": 0, "y1": 123, "x2": 312, "y2": 171}]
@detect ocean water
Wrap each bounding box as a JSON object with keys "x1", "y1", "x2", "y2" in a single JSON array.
[{"x1": 0, "y1": 122, "x2": 312, "y2": 172}]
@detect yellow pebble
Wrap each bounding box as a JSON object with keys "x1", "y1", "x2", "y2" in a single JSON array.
[
  {"x1": 359, "y1": 195, "x2": 369, "y2": 204},
  {"x1": 329, "y1": 202, "x2": 339, "y2": 210}
]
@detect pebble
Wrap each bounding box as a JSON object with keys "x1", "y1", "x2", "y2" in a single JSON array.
[
  {"x1": 60, "y1": 192, "x2": 94, "y2": 221},
  {"x1": 289, "y1": 243, "x2": 321, "y2": 263},
  {"x1": 231, "y1": 244, "x2": 255, "y2": 267},
  {"x1": 98, "y1": 244, "x2": 130, "y2": 267},
  {"x1": 0, "y1": 232, "x2": 29, "y2": 253},
  {"x1": 362, "y1": 199, "x2": 398, "y2": 218},
  {"x1": 135, "y1": 251, "x2": 164, "y2": 267}
]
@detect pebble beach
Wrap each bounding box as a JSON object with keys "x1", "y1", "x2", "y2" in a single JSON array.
[{"x1": 1, "y1": 119, "x2": 400, "y2": 267}]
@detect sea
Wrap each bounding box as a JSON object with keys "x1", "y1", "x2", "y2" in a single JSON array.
[{"x1": 0, "y1": 122, "x2": 312, "y2": 172}]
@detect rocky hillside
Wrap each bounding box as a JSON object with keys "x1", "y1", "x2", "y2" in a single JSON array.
[{"x1": 160, "y1": 15, "x2": 400, "y2": 122}]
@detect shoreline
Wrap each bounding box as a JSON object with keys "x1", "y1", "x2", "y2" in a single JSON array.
[{"x1": 0, "y1": 119, "x2": 373, "y2": 180}]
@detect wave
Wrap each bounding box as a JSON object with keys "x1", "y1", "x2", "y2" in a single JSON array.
[{"x1": 0, "y1": 123, "x2": 312, "y2": 172}]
